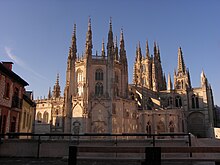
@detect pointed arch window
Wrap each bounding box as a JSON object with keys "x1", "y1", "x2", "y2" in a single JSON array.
[
  {"x1": 95, "y1": 69, "x2": 103, "y2": 81},
  {"x1": 169, "y1": 121, "x2": 175, "y2": 133},
  {"x1": 192, "y1": 94, "x2": 199, "y2": 109},
  {"x1": 43, "y1": 111, "x2": 49, "y2": 123},
  {"x1": 77, "y1": 69, "x2": 83, "y2": 83},
  {"x1": 95, "y1": 82, "x2": 103, "y2": 96},
  {"x1": 146, "y1": 121, "x2": 152, "y2": 138},
  {"x1": 175, "y1": 96, "x2": 182, "y2": 108},
  {"x1": 157, "y1": 120, "x2": 165, "y2": 134}
]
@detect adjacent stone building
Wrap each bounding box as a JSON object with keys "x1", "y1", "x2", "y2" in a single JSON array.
[
  {"x1": 0, "y1": 62, "x2": 29, "y2": 135},
  {"x1": 35, "y1": 19, "x2": 216, "y2": 138}
]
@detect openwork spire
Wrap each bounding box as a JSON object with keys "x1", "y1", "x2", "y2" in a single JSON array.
[
  {"x1": 107, "y1": 17, "x2": 114, "y2": 61},
  {"x1": 70, "y1": 24, "x2": 77, "y2": 60},
  {"x1": 177, "y1": 47, "x2": 185, "y2": 73},
  {"x1": 85, "y1": 17, "x2": 93, "y2": 57},
  {"x1": 107, "y1": 17, "x2": 114, "y2": 49},
  {"x1": 119, "y1": 28, "x2": 127, "y2": 66}
]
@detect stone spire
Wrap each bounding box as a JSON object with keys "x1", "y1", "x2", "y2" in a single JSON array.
[
  {"x1": 85, "y1": 17, "x2": 93, "y2": 58},
  {"x1": 119, "y1": 28, "x2": 128, "y2": 97},
  {"x1": 177, "y1": 47, "x2": 185, "y2": 73},
  {"x1": 119, "y1": 28, "x2": 127, "y2": 63},
  {"x1": 107, "y1": 17, "x2": 114, "y2": 61},
  {"x1": 136, "y1": 41, "x2": 142, "y2": 62},
  {"x1": 53, "y1": 73, "x2": 61, "y2": 98},
  {"x1": 152, "y1": 58, "x2": 158, "y2": 92},
  {"x1": 101, "y1": 39, "x2": 105, "y2": 58},
  {"x1": 153, "y1": 41, "x2": 157, "y2": 59},
  {"x1": 167, "y1": 73, "x2": 172, "y2": 90},
  {"x1": 157, "y1": 44, "x2": 161, "y2": 62},
  {"x1": 71, "y1": 24, "x2": 77, "y2": 60},
  {"x1": 146, "y1": 40, "x2": 150, "y2": 59},
  {"x1": 114, "y1": 36, "x2": 119, "y2": 61}
]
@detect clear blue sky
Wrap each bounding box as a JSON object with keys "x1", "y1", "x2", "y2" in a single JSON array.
[{"x1": 0, "y1": 0, "x2": 220, "y2": 105}]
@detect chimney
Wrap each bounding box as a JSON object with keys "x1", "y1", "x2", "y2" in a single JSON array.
[{"x1": 2, "y1": 62, "x2": 14, "y2": 70}]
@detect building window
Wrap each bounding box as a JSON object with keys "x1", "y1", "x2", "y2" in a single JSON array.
[
  {"x1": 43, "y1": 112, "x2": 49, "y2": 123},
  {"x1": 167, "y1": 97, "x2": 173, "y2": 106},
  {"x1": 4, "y1": 82, "x2": 10, "y2": 98},
  {"x1": 192, "y1": 94, "x2": 199, "y2": 109},
  {"x1": 95, "y1": 82, "x2": 103, "y2": 96},
  {"x1": 77, "y1": 70, "x2": 83, "y2": 83},
  {"x1": 175, "y1": 96, "x2": 182, "y2": 108},
  {"x1": 95, "y1": 69, "x2": 103, "y2": 81}
]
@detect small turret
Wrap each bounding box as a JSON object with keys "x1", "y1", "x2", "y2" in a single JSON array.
[
  {"x1": 53, "y1": 73, "x2": 61, "y2": 98},
  {"x1": 101, "y1": 39, "x2": 105, "y2": 58},
  {"x1": 201, "y1": 70, "x2": 208, "y2": 88}
]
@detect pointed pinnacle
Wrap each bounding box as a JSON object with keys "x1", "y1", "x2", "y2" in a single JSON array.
[
  {"x1": 88, "y1": 17, "x2": 91, "y2": 30},
  {"x1": 109, "y1": 17, "x2": 112, "y2": 31}
]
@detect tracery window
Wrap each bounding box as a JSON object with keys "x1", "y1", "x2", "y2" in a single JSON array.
[
  {"x1": 146, "y1": 121, "x2": 152, "y2": 137},
  {"x1": 77, "y1": 70, "x2": 83, "y2": 83},
  {"x1": 95, "y1": 82, "x2": 103, "y2": 96},
  {"x1": 192, "y1": 94, "x2": 199, "y2": 109},
  {"x1": 175, "y1": 96, "x2": 182, "y2": 108},
  {"x1": 95, "y1": 69, "x2": 103, "y2": 81}
]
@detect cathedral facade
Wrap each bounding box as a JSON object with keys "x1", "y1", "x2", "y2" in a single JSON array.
[{"x1": 35, "y1": 19, "x2": 215, "y2": 138}]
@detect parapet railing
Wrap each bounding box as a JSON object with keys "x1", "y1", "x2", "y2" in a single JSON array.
[{"x1": 0, "y1": 132, "x2": 192, "y2": 158}]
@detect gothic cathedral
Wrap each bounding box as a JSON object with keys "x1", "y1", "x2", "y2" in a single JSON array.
[{"x1": 35, "y1": 19, "x2": 215, "y2": 138}]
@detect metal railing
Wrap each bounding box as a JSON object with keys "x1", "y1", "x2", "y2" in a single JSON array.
[{"x1": 0, "y1": 132, "x2": 192, "y2": 158}]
